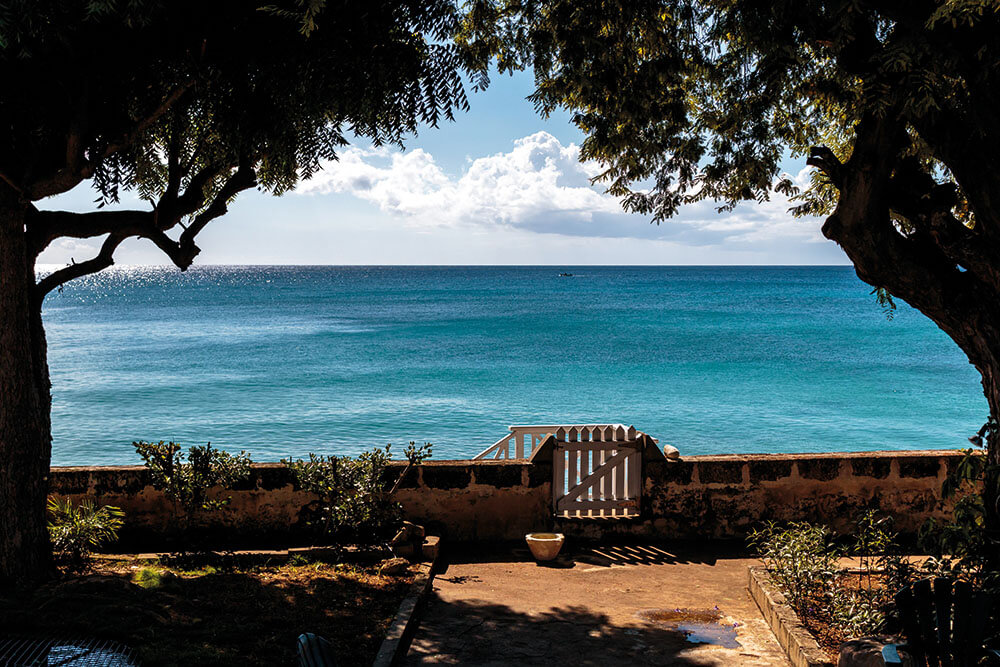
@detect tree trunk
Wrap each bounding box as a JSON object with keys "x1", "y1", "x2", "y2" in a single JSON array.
[
  {"x1": 819, "y1": 113, "x2": 1000, "y2": 574},
  {"x1": 980, "y1": 365, "x2": 1000, "y2": 571},
  {"x1": 0, "y1": 184, "x2": 53, "y2": 587}
]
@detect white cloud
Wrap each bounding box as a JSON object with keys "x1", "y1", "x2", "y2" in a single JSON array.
[
  {"x1": 296, "y1": 131, "x2": 823, "y2": 248},
  {"x1": 297, "y1": 132, "x2": 618, "y2": 230},
  {"x1": 36, "y1": 132, "x2": 838, "y2": 268},
  {"x1": 56, "y1": 238, "x2": 100, "y2": 255}
]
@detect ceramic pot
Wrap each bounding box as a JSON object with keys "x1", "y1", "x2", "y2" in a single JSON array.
[{"x1": 525, "y1": 532, "x2": 565, "y2": 561}]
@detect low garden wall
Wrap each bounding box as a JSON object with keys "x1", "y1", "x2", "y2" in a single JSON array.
[{"x1": 49, "y1": 450, "x2": 969, "y2": 550}]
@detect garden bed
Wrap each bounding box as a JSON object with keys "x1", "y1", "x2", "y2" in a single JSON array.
[
  {"x1": 748, "y1": 566, "x2": 835, "y2": 667},
  {"x1": 0, "y1": 553, "x2": 416, "y2": 666},
  {"x1": 750, "y1": 565, "x2": 913, "y2": 666}
]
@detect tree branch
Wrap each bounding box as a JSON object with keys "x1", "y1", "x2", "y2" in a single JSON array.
[
  {"x1": 28, "y1": 158, "x2": 226, "y2": 258},
  {"x1": 146, "y1": 227, "x2": 202, "y2": 270},
  {"x1": 884, "y1": 157, "x2": 1000, "y2": 293},
  {"x1": 179, "y1": 159, "x2": 257, "y2": 247},
  {"x1": 28, "y1": 207, "x2": 201, "y2": 272},
  {"x1": 28, "y1": 209, "x2": 155, "y2": 256},
  {"x1": 820, "y1": 112, "x2": 990, "y2": 363},
  {"x1": 156, "y1": 162, "x2": 226, "y2": 228},
  {"x1": 806, "y1": 146, "x2": 843, "y2": 187},
  {"x1": 910, "y1": 109, "x2": 1000, "y2": 245},
  {"x1": 26, "y1": 82, "x2": 196, "y2": 200},
  {"x1": 0, "y1": 169, "x2": 26, "y2": 197},
  {"x1": 33, "y1": 233, "x2": 128, "y2": 302},
  {"x1": 31, "y1": 148, "x2": 257, "y2": 300}
]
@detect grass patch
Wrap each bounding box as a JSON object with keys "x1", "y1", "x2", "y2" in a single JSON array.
[{"x1": 132, "y1": 566, "x2": 169, "y2": 589}]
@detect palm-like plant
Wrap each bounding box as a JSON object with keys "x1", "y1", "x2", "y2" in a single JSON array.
[{"x1": 47, "y1": 497, "x2": 124, "y2": 567}]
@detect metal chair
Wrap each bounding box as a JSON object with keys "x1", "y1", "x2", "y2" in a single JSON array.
[{"x1": 296, "y1": 632, "x2": 337, "y2": 667}]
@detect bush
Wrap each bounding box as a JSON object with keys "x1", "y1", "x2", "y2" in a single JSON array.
[
  {"x1": 748, "y1": 520, "x2": 839, "y2": 614},
  {"x1": 919, "y1": 445, "x2": 1000, "y2": 596},
  {"x1": 852, "y1": 510, "x2": 913, "y2": 596},
  {"x1": 834, "y1": 510, "x2": 913, "y2": 638},
  {"x1": 284, "y1": 441, "x2": 431, "y2": 547},
  {"x1": 749, "y1": 511, "x2": 912, "y2": 641},
  {"x1": 47, "y1": 496, "x2": 124, "y2": 567},
  {"x1": 133, "y1": 440, "x2": 252, "y2": 531},
  {"x1": 830, "y1": 586, "x2": 886, "y2": 639},
  {"x1": 132, "y1": 566, "x2": 165, "y2": 589}
]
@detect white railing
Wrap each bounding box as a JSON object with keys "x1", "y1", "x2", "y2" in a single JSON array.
[{"x1": 473, "y1": 424, "x2": 647, "y2": 460}]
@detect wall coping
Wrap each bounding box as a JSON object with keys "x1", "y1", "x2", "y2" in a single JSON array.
[
  {"x1": 49, "y1": 448, "x2": 969, "y2": 473},
  {"x1": 47, "y1": 448, "x2": 969, "y2": 547},
  {"x1": 674, "y1": 449, "x2": 966, "y2": 462}
]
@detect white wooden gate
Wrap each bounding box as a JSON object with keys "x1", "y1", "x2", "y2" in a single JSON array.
[
  {"x1": 473, "y1": 423, "x2": 656, "y2": 460},
  {"x1": 553, "y1": 439, "x2": 641, "y2": 518}
]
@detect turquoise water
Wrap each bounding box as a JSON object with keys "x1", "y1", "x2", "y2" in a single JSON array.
[{"x1": 41, "y1": 265, "x2": 985, "y2": 465}]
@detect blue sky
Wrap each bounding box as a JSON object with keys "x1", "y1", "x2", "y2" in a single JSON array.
[{"x1": 39, "y1": 70, "x2": 849, "y2": 267}]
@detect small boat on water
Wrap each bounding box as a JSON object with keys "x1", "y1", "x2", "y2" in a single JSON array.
[{"x1": 559, "y1": 272, "x2": 573, "y2": 277}]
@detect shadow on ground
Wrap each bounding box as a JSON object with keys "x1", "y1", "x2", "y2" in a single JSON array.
[
  {"x1": 437, "y1": 540, "x2": 751, "y2": 572},
  {"x1": 405, "y1": 596, "x2": 741, "y2": 666},
  {"x1": 0, "y1": 560, "x2": 407, "y2": 667}
]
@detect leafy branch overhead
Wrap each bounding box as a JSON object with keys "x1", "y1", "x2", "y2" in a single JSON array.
[
  {"x1": 0, "y1": 0, "x2": 482, "y2": 299},
  {"x1": 458, "y1": 0, "x2": 1000, "y2": 355}
]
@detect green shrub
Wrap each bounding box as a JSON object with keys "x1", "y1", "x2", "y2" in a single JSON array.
[
  {"x1": 851, "y1": 510, "x2": 914, "y2": 595},
  {"x1": 919, "y1": 444, "x2": 1000, "y2": 596},
  {"x1": 750, "y1": 512, "x2": 913, "y2": 641},
  {"x1": 833, "y1": 510, "x2": 912, "y2": 637},
  {"x1": 133, "y1": 441, "x2": 252, "y2": 530},
  {"x1": 284, "y1": 441, "x2": 431, "y2": 547},
  {"x1": 830, "y1": 586, "x2": 886, "y2": 639},
  {"x1": 47, "y1": 497, "x2": 124, "y2": 567},
  {"x1": 132, "y1": 566, "x2": 183, "y2": 589},
  {"x1": 748, "y1": 520, "x2": 839, "y2": 614}
]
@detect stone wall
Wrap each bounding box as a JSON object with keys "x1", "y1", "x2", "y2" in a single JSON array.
[
  {"x1": 49, "y1": 450, "x2": 970, "y2": 549},
  {"x1": 566, "y1": 450, "x2": 965, "y2": 541}
]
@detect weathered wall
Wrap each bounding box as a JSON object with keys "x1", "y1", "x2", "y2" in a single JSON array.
[
  {"x1": 559, "y1": 450, "x2": 966, "y2": 540},
  {"x1": 49, "y1": 450, "x2": 969, "y2": 549},
  {"x1": 49, "y1": 463, "x2": 316, "y2": 549}
]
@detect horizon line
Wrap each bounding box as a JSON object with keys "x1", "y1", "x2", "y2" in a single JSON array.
[{"x1": 36, "y1": 262, "x2": 856, "y2": 269}]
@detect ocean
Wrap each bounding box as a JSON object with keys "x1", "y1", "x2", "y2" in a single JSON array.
[{"x1": 40, "y1": 265, "x2": 985, "y2": 466}]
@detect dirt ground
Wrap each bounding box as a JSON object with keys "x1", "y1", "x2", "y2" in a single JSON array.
[
  {"x1": 405, "y1": 541, "x2": 791, "y2": 666},
  {"x1": 0, "y1": 554, "x2": 413, "y2": 666}
]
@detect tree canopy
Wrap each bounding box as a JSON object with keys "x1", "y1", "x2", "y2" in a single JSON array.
[
  {"x1": 459, "y1": 0, "x2": 1000, "y2": 403},
  {"x1": 461, "y1": 0, "x2": 997, "y2": 222},
  {"x1": 0, "y1": 0, "x2": 483, "y2": 585},
  {"x1": 459, "y1": 0, "x2": 1000, "y2": 550},
  {"x1": 1, "y1": 0, "x2": 481, "y2": 292},
  {"x1": 460, "y1": 0, "x2": 1000, "y2": 302}
]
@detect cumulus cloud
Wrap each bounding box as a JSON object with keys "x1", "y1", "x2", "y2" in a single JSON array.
[
  {"x1": 295, "y1": 131, "x2": 822, "y2": 247},
  {"x1": 55, "y1": 238, "x2": 101, "y2": 256}
]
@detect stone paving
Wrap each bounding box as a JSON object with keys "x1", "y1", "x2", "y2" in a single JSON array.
[{"x1": 405, "y1": 542, "x2": 791, "y2": 666}]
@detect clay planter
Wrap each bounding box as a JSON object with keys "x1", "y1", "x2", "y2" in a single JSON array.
[{"x1": 525, "y1": 533, "x2": 564, "y2": 561}]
